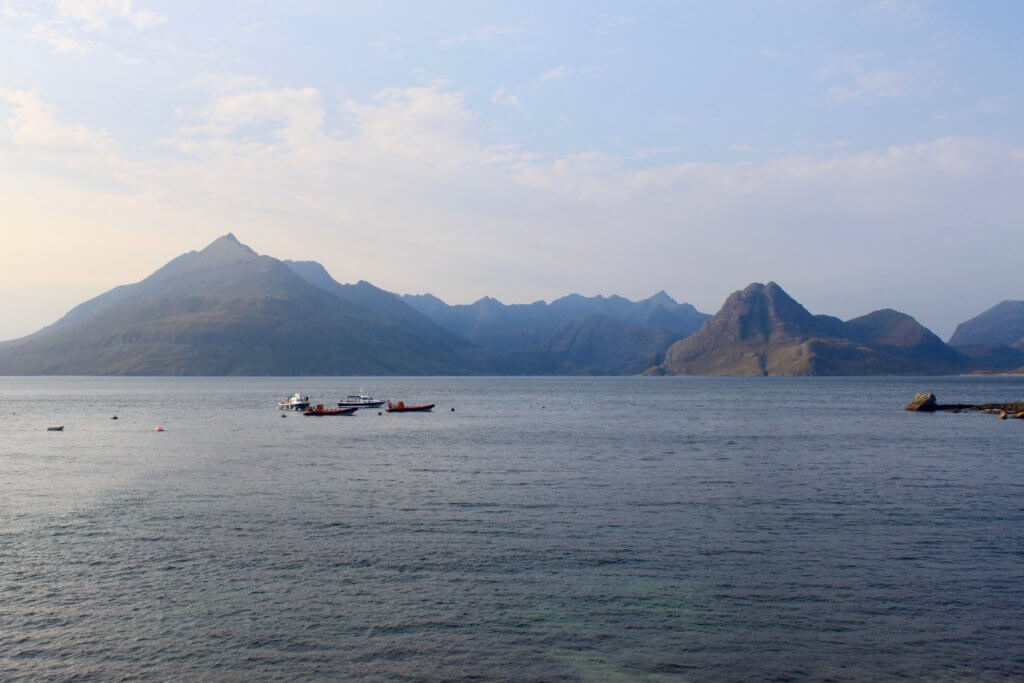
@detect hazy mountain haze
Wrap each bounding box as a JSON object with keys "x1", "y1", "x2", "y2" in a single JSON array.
[{"x1": 1, "y1": 2, "x2": 1022, "y2": 340}]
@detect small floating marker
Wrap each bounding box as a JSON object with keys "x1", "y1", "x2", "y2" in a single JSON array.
[
  {"x1": 377, "y1": 411, "x2": 382, "y2": 416},
  {"x1": 450, "y1": 407, "x2": 455, "y2": 412},
  {"x1": 280, "y1": 413, "x2": 287, "y2": 418},
  {"x1": 111, "y1": 415, "x2": 118, "y2": 420},
  {"x1": 46, "y1": 425, "x2": 64, "y2": 432},
  {"x1": 155, "y1": 426, "x2": 165, "y2": 432}
]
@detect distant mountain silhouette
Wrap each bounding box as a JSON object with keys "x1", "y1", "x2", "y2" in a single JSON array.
[
  {"x1": 658, "y1": 282, "x2": 971, "y2": 376},
  {"x1": 0, "y1": 236, "x2": 995, "y2": 376},
  {"x1": 536, "y1": 314, "x2": 678, "y2": 375},
  {"x1": 843, "y1": 309, "x2": 970, "y2": 374},
  {"x1": 401, "y1": 290, "x2": 710, "y2": 368},
  {"x1": 0, "y1": 235, "x2": 483, "y2": 375},
  {"x1": 949, "y1": 300, "x2": 1024, "y2": 348},
  {"x1": 946, "y1": 300, "x2": 1024, "y2": 371},
  {"x1": 284, "y1": 260, "x2": 471, "y2": 348}
]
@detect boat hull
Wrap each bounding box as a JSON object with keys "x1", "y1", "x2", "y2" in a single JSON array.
[
  {"x1": 303, "y1": 405, "x2": 358, "y2": 416},
  {"x1": 386, "y1": 403, "x2": 434, "y2": 413},
  {"x1": 337, "y1": 400, "x2": 385, "y2": 409}
]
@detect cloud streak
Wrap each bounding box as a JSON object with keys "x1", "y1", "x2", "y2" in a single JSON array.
[{"x1": 437, "y1": 24, "x2": 522, "y2": 47}]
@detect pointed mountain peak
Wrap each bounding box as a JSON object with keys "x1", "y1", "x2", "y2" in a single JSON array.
[
  {"x1": 645, "y1": 290, "x2": 677, "y2": 306},
  {"x1": 196, "y1": 233, "x2": 259, "y2": 264},
  {"x1": 204, "y1": 233, "x2": 253, "y2": 251},
  {"x1": 704, "y1": 281, "x2": 833, "y2": 346}
]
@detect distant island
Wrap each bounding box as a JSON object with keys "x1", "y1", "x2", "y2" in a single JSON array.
[{"x1": 0, "y1": 234, "x2": 1021, "y2": 376}]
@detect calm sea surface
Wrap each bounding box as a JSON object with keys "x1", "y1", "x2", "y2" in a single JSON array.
[{"x1": 1, "y1": 376, "x2": 1022, "y2": 680}]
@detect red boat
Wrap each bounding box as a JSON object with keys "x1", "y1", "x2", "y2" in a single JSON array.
[
  {"x1": 303, "y1": 404, "x2": 357, "y2": 416},
  {"x1": 386, "y1": 400, "x2": 434, "y2": 413}
]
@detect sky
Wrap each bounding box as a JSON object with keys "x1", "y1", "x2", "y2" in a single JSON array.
[{"x1": 1, "y1": 0, "x2": 1022, "y2": 342}]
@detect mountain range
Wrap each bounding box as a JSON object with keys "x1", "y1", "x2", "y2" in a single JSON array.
[
  {"x1": 0, "y1": 235, "x2": 1019, "y2": 376},
  {"x1": 0, "y1": 235, "x2": 707, "y2": 375},
  {"x1": 400, "y1": 290, "x2": 709, "y2": 374}
]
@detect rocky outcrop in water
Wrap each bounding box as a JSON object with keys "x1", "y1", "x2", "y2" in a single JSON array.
[
  {"x1": 904, "y1": 393, "x2": 1024, "y2": 416},
  {"x1": 904, "y1": 392, "x2": 938, "y2": 411}
]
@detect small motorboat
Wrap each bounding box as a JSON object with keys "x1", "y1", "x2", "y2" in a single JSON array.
[
  {"x1": 303, "y1": 404, "x2": 357, "y2": 416},
  {"x1": 386, "y1": 400, "x2": 434, "y2": 413},
  {"x1": 46, "y1": 425, "x2": 64, "y2": 431},
  {"x1": 278, "y1": 393, "x2": 311, "y2": 410},
  {"x1": 337, "y1": 389, "x2": 386, "y2": 409}
]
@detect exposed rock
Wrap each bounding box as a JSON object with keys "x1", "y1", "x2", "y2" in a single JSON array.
[
  {"x1": 905, "y1": 392, "x2": 938, "y2": 412},
  {"x1": 904, "y1": 394, "x2": 1024, "y2": 416}
]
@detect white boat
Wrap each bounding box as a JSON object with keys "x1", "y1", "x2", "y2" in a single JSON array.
[
  {"x1": 277, "y1": 392, "x2": 311, "y2": 410},
  {"x1": 337, "y1": 389, "x2": 386, "y2": 409}
]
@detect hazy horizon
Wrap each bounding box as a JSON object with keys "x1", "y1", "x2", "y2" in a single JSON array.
[{"x1": 2, "y1": 1, "x2": 1022, "y2": 342}]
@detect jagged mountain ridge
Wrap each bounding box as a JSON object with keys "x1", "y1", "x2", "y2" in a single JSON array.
[
  {"x1": 401, "y1": 290, "x2": 710, "y2": 353},
  {"x1": 284, "y1": 260, "x2": 472, "y2": 349}
]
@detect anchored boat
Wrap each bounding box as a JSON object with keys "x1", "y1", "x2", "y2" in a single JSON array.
[
  {"x1": 278, "y1": 393, "x2": 311, "y2": 410},
  {"x1": 304, "y1": 404, "x2": 357, "y2": 416},
  {"x1": 337, "y1": 390, "x2": 386, "y2": 409},
  {"x1": 385, "y1": 400, "x2": 434, "y2": 413}
]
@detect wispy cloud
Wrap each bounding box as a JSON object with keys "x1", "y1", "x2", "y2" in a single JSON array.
[
  {"x1": 819, "y1": 57, "x2": 913, "y2": 102},
  {"x1": 54, "y1": 0, "x2": 165, "y2": 31},
  {"x1": 540, "y1": 65, "x2": 571, "y2": 83},
  {"x1": 27, "y1": 20, "x2": 84, "y2": 51},
  {"x1": 437, "y1": 24, "x2": 522, "y2": 47},
  {"x1": 171, "y1": 87, "x2": 325, "y2": 151},
  {"x1": 630, "y1": 146, "x2": 686, "y2": 160},
  {"x1": 13, "y1": 0, "x2": 165, "y2": 54},
  {"x1": 490, "y1": 86, "x2": 520, "y2": 107},
  {"x1": 0, "y1": 87, "x2": 112, "y2": 149},
  {"x1": 183, "y1": 73, "x2": 270, "y2": 94}
]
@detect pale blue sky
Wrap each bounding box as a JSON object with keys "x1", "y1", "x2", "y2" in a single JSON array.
[{"x1": 1, "y1": 1, "x2": 1022, "y2": 341}]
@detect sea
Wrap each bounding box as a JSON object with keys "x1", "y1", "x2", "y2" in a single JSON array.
[{"x1": 1, "y1": 375, "x2": 1022, "y2": 680}]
